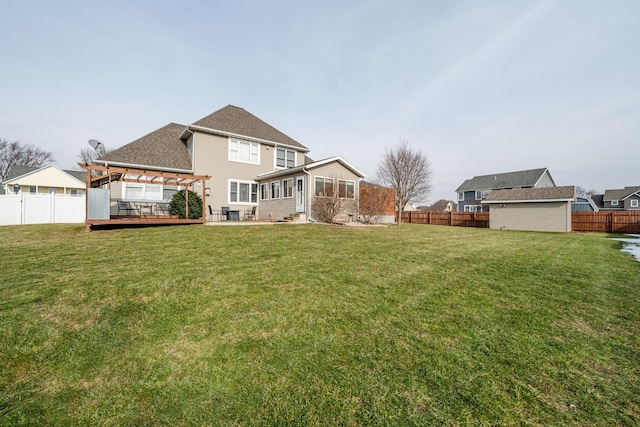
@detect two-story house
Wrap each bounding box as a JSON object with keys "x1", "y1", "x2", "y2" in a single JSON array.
[
  {"x1": 599, "y1": 186, "x2": 640, "y2": 211},
  {"x1": 95, "y1": 105, "x2": 364, "y2": 222},
  {"x1": 456, "y1": 168, "x2": 556, "y2": 212}
]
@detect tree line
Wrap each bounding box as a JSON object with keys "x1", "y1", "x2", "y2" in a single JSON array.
[{"x1": 0, "y1": 138, "x2": 110, "y2": 182}]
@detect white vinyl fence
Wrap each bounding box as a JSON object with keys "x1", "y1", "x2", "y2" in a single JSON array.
[{"x1": 0, "y1": 193, "x2": 85, "y2": 226}]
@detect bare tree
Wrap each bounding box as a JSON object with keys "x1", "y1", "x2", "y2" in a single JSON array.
[
  {"x1": 576, "y1": 186, "x2": 599, "y2": 198},
  {"x1": 376, "y1": 140, "x2": 432, "y2": 225},
  {"x1": 0, "y1": 139, "x2": 55, "y2": 182},
  {"x1": 359, "y1": 180, "x2": 395, "y2": 223},
  {"x1": 311, "y1": 176, "x2": 346, "y2": 223}
]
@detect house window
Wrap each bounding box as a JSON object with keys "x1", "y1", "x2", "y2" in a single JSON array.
[
  {"x1": 338, "y1": 180, "x2": 355, "y2": 199},
  {"x1": 70, "y1": 189, "x2": 82, "y2": 197},
  {"x1": 631, "y1": 199, "x2": 639, "y2": 208},
  {"x1": 260, "y1": 183, "x2": 269, "y2": 200},
  {"x1": 464, "y1": 205, "x2": 482, "y2": 212},
  {"x1": 125, "y1": 183, "x2": 143, "y2": 199},
  {"x1": 124, "y1": 183, "x2": 163, "y2": 200},
  {"x1": 475, "y1": 190, "x2": 485, "y2": 200},
  {"x1": 315, "y1": 177, "x2": 334, "y2": 197},
  {"x1": 611, "y1": 200, "x2": 618, "y2": 206},
  {"x1": 163, "y1": 187, "x2": 177, "y2": 201},
  {"x1": 458, "y1": 192, "x2": 464, "y2": 201},
  {"x1": 270, "y1": 181, "x2": 280, "y2": 199},
  {"x1": 229, "y1": 180, "x2": 258, "y2": 203},
  {"x1": 276, "y1": 148, "x2": 296, "y2": 168},
  {"x1": 29, "y1": 186, "x2": 37, "y2": 194},
  {"x1": 282, "y1": 178, "x2": 294, "y2": 198},
  {"x1": 229, "y1": 138, "x2": 260, "y2": 164}
]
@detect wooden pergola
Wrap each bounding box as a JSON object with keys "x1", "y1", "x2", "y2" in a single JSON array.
[{"x1": 80, "y1": 163, "x2": 210, "y2": 231}]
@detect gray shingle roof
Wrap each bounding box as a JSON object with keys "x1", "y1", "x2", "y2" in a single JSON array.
[
  {"x1": 5, "y1": 165, "x2": 85, "y2": 183},
  {"x1": 603, "y1": 186, "x2": 640, "y2": 201},
  {"x1": 421, "y1": 199, "x2": 458, "y2": 212},
  {"x1": 97, "y1": 123, "x2": 192, "y2": 171},
  {"x1": 5, "y1": 165, "x2": 37, "y2": 181},
  {"x1": 483, "y1": 185, "x2": 575, "y2": 202},
  {"x1": 456, "y1": 168, "x2": 551, "y2": 192},
  {"x1": 192, "y1": 105, "x2": 307, "y2": 150}
]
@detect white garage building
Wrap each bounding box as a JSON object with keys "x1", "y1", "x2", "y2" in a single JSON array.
[{"x1": 482, "y1": 186, "x2": 576, "y2": 233}]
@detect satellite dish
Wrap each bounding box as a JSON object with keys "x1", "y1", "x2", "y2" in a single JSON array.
[{"x1": 88, "y1": 139, "x2": 103, "y2": 150}]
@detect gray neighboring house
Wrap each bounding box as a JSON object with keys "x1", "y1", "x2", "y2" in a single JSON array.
[
  {"x1": 482, "y1": 186, "x2": 576, "y2": 232},
  {"x1": 456, "y1": 168, "x2": 556, "y2": 212},
  {"x1": 599, "y1": 186, "x2": 640, "y2": 211}
]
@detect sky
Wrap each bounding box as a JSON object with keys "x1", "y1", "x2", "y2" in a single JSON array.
[{"x1": 1, "y1": 0, "x2": 638, "y2": 204}]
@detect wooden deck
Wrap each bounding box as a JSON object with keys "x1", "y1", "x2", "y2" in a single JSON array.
[{"x1": 86, "y1": 216, "x2": 205, "y2": 230}]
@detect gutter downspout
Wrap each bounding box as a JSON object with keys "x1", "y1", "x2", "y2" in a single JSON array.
[{"x1": 302, "y1": 167, "x2": 313, "y2": 221}]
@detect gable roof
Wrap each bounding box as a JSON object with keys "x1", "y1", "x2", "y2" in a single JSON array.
[
  {"x1": 590, "y1": 194, "x2": 605, "y2": 209},
  {"x1": 622, "y1": 187, "x2": 640, "y2": 200},
  {"x1": 255, "y1": 156, "x2": 365, "y2": 181},
  {"x1": 5, "y1": 164, "x2": 85, "y2": 185},
  {"x1": 420, "y1": 199, "x2": 458, "y2": 212},
  {"x1": 482, "y1": 185, "x2": 575, "y2": 203},
  {"x1": 603, "y1": 186, "x2": 640, "y2": 201},
  {"x1": 456, "y1": 168, "x2": 553, "y2": 192},
  {"x1": 189, "y1": 105, "x2": 308, "y2": 151},
  {"x1": 96, "y1": 123, "x2": 192, "y2": 172}
]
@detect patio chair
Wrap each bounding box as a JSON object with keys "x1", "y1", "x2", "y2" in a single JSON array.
[
  {"x1": 117, "y1": 200, "x2": 137, "y2": 216},
  {"x1": 208, "y1": 205, "x2": 215, "y2": 221},
  {"x1": 221, "y1": 206, "x2": 229, "y2": 221},
  {"x1": 156, "y1": 203, "x2": 170, "y2": 216},
  {"x1": 244, "y1": 206, "x2": 257, "y2": 220}
]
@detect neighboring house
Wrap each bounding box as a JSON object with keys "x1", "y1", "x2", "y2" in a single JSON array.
[
  {"x1": 418, "y1": 199, "x2": 458, "y2": 212},
  {"x1": 95, "y1": 105, "x2": 364, "y2": 222},
  {"x1": 572, "y1": 196, "x2": 598, "y2": 212},
  {"x1": 598, "y1": 186, "x2": 640, "y2": 211},
  {"x1": 590, "y1": 194, "x2": 605, "y2": 210},
  {"x1": 482, "y1": 186, "x2": 575, "y2": 233},
  {"x1": 2, "y1": 165, "x2": 86, "y2": 196},
  {"x1": 456, "y1": 168, "x2": 556, "y2": 212}
]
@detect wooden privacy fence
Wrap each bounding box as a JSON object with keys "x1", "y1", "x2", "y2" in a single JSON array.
[
  {"x1": 398, "y1": 211, "x2": 489, "y2": 228},
  {"x1": 572, "y1": 211, "x2": 640, "y2": 233}
]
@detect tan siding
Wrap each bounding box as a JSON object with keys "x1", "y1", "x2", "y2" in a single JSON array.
[
  {"x1": 192, "y1": 132, "x2": 272, "y2": 214},
  {"x1": 309, "y1": 163, "x2": 360, "y2": 222},
  {"x1": 258, "y1": 197, "x2": 297, "y2": 220},
  {"x1": 489, "y1": 202, "x2": 572, "y2": 232}
]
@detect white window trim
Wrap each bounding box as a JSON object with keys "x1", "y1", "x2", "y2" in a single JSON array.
[
  {"x1": 270, "y1": 181, "x2": 281, "y2": 199},
  {"x1": 123, "y1": 182, "x2": 166, "y2": 201},
  {"x1": 228, "y1": 179, "x2": 258, "y2": 204},
  {"x1": 458, "y1": 192, "x2": 464, "y2": 201},
  {"x1": 275, "y1": 148, "x2": 296, "y2": 169},
  {"x1": 464, "y1": 205, "x2": 482, "y2": 212},
  {"x1": 228, "y1": 138, "x2": 260, "y2": 165},
  {"x1": 282, "y1": 178, "x2": 294, "y2": 199},
  {"x1": 260, "y1": 183, "x2": 269, "y2": 201},
  {"x1": 315, "y1": 176, "x2": 334, "y2": 197},
  {"x1": 611, "y1": 200, "x2": 619, "y2": 206},
  {"x1": 631, "y1": 199, "x2": 639, "y2": 208},
  {"x1": 475, "y1": 190, "x2": 483, "y2": 200},
  {"x1": 338, "y1": 179, "x2": 355, "y2": 199}
]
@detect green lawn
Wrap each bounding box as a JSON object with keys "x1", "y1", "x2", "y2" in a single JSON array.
[{"x1": 1, "y1": 223, "x2": 639, "y2": 426}]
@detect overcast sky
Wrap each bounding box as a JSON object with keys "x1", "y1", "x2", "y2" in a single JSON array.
[{"x1": 1, "y1": 0, "x2": 638, "y2": 203}]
